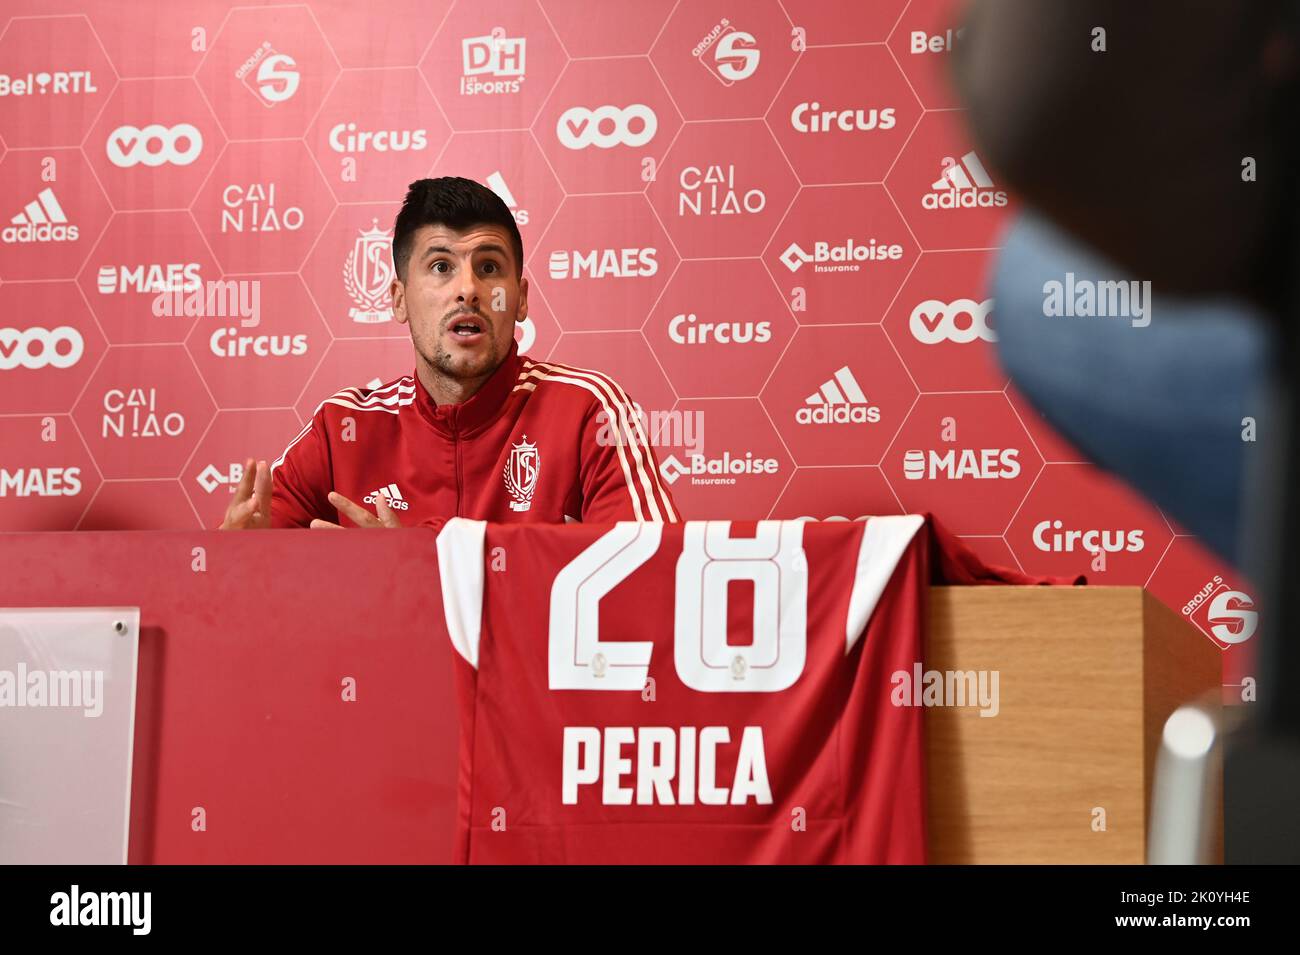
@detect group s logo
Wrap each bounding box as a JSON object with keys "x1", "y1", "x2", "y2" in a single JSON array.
[
  {"x1": 910, "y1": 299, "x2": 996, "y2": 344},
  {"x1": 0, "y1": 326, "x2": 85, "y2": 370},
  {"x1": 253, "y1": 54, "x2": 299, "y2": 105},
  {"x1": 1203, "y1": 590, "x2": 1258, "y2": 645},
  {"x1": 235, "y1": 43, "x2": 300, "y2": 107},
  {"x1": 106, "y1": 124, "x2": 204, "y2": 167},
  {"x1": 694, "y1": 20, "x2": 760, "y2": 85},
  {"x1": 557, "y1": 104, "x2": 657, "y2": 149}
]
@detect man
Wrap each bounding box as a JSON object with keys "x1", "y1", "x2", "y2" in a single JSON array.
[{"x1": 221, "y1": 177, "x2": 679, "y2": 530}]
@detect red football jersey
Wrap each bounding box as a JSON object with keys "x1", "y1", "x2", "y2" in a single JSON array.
[
  {"x1": 270, "y1": 342, "x2": 679, "y2": 529},
  {"x1": 436, "y1": 516, "x2": 932, "y2": 864}
]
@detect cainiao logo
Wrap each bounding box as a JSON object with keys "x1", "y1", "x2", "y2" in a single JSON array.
[
  {"x1": 1032, "y1": 520, "x2": 1144, "y2": 553},
  {"x1": 97, "y1": 263, "x2": 202, "y2": 295},
  {"x1": 461, "y1": 32, "x2": 526, "y2": 94},
  {"x1": 0, "y1": 327, "x2": 84, "y2": 370},
  {"x1": 344, "y1": 219, "x2": 395, "y2": 324},
  {"x1": 669, "y1": 313, "x2": 770, "y2": 345},
  {"x1": 221, "y1": 182, "x2": 302, "y2": 233},
  {"x1": 902, "y1": 448, "x2": 1020, "y2": 481},
  {"x1": 101, "y1": 388, "x2": 185, "y2": 439},
  {"x1": 791, "y1": 101, "x2": 896, "y2": 133},
  {"x1": 659, "y1": 450, "x2": 779, "y2": 486},
  {"x1": 236, "y1": 43, "x2": 300, "y2": 107},
  {"x1": 798, "y1": 366, "x2": 880, "y2": 425},
  {"x1": 0, "y1": 467, "x2": 82, "y2": 497},
  {"x1": 209, "y1": 328, "x2": 308, "y2": 358},
  {"x1": 679, "y1": 164, "x2": 765, "y2": 216},
  {"x1": 557, "y1": 104, "x2": 657, "y2": 149},
  {"x1": 924, "y1": 150, "x2": 1008, "y2": 209},
  {"x1": 910, "y1": 298, "x2": 996, "y2": 344},
  {"x1": 106, "y1": 123, "x2": 204, "y2": 167},
  {"x1": 328, "y1": 122, "x2": 428, "y2": 153},
  {"x1": 694, "y1": 19, "x2": 760, "y2": 85},
  {"x1": 547, "y1": 247, "x2": 657, "y2": 280},
  {"x1": 4, "y1": 188, "x2": 78, "y2": 244},
  {"x1": 779, "y1": 236, "x2": 903, "y2": 274}
]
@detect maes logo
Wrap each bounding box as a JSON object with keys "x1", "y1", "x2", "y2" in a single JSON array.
[
  {"x1": 902, "y1": 448, "x2": 1020, "y2": 480},
  {"x1": 97, "y1": 263, "x2": 202, "y2": 295},
  {"x1": 547, "y1": 248, "x2": 657, "y2": 280},
  {"x1": 0, "y1": 467, "x2": 82, "y2": 497}
]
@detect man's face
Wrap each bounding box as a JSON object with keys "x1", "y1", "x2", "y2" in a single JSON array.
[{"x1": 391, "y1": 223, "x2": 526, "y2": 385}]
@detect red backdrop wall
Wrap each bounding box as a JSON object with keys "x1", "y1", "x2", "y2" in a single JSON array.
[{"x1": 0, "y1": 0, "x2": 1253, "y2": 691}]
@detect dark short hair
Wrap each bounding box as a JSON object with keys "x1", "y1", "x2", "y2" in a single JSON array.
[{"x1": 392, "y1": 176, "x2": 524, "y2": 281}]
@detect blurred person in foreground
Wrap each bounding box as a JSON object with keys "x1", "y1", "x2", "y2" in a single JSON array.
[{"x1": 951, "y1": 0, "x2": 1300, "y2": 564}]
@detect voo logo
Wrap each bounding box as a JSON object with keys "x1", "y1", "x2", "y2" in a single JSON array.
[
  {"x1": 557, "y1": 105, "x2": 657, "y2": 149},
  {"x1": 106, "y1": 124, "x2": 204, "y2": 167},
  {"x1": 910, "y1": 299, "x2": 996, "y2": 344},
  {"x1": 0, "y1": 327, "x2": 84, "y2": 370}
]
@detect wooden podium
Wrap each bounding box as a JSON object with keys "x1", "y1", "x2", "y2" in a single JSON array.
[{"x1": 925, "y1": 586, "x2": 1223, "y2": 864}]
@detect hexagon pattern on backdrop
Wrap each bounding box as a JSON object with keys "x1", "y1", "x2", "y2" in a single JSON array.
[{"x1": 0, "y1": 1, "x2": 1251, "y2": 692}]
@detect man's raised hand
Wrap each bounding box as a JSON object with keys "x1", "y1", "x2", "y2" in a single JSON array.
[
  {"x1": 219, "y1": 458, "x2": 272, "y2": 530},
  {"x1": 310, "y1": 490, "x2": 403, "y2": 530}
]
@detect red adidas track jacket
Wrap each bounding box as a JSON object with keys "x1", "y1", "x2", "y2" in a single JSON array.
[{"x1": 270, "y1": 343, "x2": 680, "y2": 530}]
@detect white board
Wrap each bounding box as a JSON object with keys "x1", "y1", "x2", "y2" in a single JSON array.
[{"x1": 0, "y1": 607, "x2": 141, "y2": 864}]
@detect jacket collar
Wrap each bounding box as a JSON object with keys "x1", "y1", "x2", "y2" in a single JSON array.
[{"x1": 413, "y1": 340, "x2": 522, "y2": 437}]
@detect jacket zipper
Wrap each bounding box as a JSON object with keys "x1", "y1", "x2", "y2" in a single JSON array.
[{"x1": 453, "y1": 416, "x2": 463, "y2": 517}]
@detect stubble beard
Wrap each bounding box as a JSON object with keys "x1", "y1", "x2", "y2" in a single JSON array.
[{"x1": 420, "y1": 312, "x2": 511, "y2": 386}]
